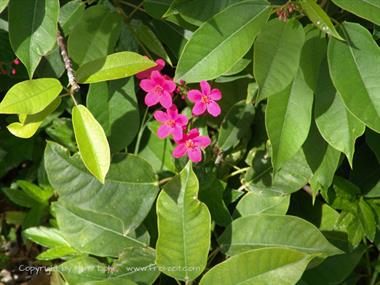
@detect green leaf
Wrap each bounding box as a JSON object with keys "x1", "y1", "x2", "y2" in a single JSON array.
[
  {"x1": 328, "y1": 22, "x2": 380, "y2": 132},
  {"x1": 37, "y1": 245, "x2": 79, "y2": 261},
  {"x1": 235, "y1": 191, "x2": 290, "y2": 217},
  {"x1": 68, "y1": 5, "x2": 122, "y2": 66},
  {"x1": 300, "y1": 0, "x2": 343, "y2": 40},
  {"x1": 156, "y1": 162, "x2": 211, "y2": 281},
  {"x1": 44, "y1": 142, "x2": 159, "y2": 240},
  {"x1": 23, "y1": 226, "x2": 70, "y2": 248},
  {"x1": 7, "y1": 98, "x2": 61, "y2": 139},
  {"x1": 254, "y1": 19, "x2": 305, "y2": 101},
  {"x1": 53, "y1": 201, "x2": 149, "y2": 257},
  {"x1": 59, "y1": 0, "x2": 85, "y2": 36},
  {"x1": 199, "y1": 248, "x2": 312, "y2": 285},
  {"x1": 87, "y1": 78, "x2": 140, "y2": 152},
  {"x1": 315, "y1": 59, "x2": 365, "y2": 166},
  {"x1": 0, "y1": 78, "x2": 62, "y2": 114},
  {"x1": 17, "y1": 180, "x2": 53, "y2": 203},
  {"x1": 366, "y1": 129, "x2": 380, "y2": 163},
  {"x1": 218, "y1": 214, "x2": 342, "y2": 257},
  {"x1": 357, "y1": 197, "x2": 376, "y2": 241},
  {"x1": 175, "y1": 0, "x2": 271, "y2": 83},
  {"x1": 331, "y1": 0, "x2": 380, "y2": 26},
  {"x1": 8, "y1": 0, "x2": 59, "y2": 78},
  {"x1": 0, "y1": 0, "x2": 9, "y2": 14},
  {"x1": 223, "y1": 58, "x2": 251, "y2": 76},
  {"x1": 72, "y1": 104, "x2": 110, "y2": 183},
  {"x1": 46, "y1": 118, "x2": 76, "y2": 152},
  {"x1": 139, "y1": 122, "x2": 176, "y2": 173},
  {"x1": 2, "y1": 188, "x2": 35, "y2": 208},
  {"x1": 143, "y1": 0, "x2": 172, "y2": 19},
  {"x1": 130, "y1": 20, "x2": 172, "y2": 66},
  {"x1": 165, "y1": 0, "x2": 242, "y2": 26},
  {"x1": 217, "y1": 101, "x2": 255, "y2": 152},
  {"x1": 110, "y1": 247, "x2": 160, "y2": 285},
  {"x1": 76, "y1": 51, "x2": 156, "y2": 83},
  {"x1": 266, "y1": 26, "x2": 326, "y2": 171}
]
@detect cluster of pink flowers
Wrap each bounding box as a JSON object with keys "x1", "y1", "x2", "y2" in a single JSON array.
[
  {"x1": 136, "y1": 59, "x2": 222, "y2": 163},
  {"x1": 0, "y1": 58, "x2": 19, "y2": 76}
]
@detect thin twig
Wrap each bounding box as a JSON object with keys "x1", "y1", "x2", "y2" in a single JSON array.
[
  {"x1": 134, "y1": 107, "x2": 150, "y2": 155},
  {"x1": 56, "y1": 29, "x2": 80, "y2": 98},
  {"x1": 120, "y1": 0, "x2": 146, "y2": 13}
]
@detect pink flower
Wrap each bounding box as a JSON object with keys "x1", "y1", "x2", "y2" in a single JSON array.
[
  {"x1": 154, "y1": 105, "x2": 188, "y2": 141},
  {"x1": 140, "y1": 71, "x2": 176, "y2": 108},
  {"x1": 136, "y1": 59, "x2": 165, "y2": 79},
  {"x1": 187, "y1": 81, "x2": 222, "y2": 117},
  {"x1": 173, "y1": 128, "x2": 211, "y2": 163}
]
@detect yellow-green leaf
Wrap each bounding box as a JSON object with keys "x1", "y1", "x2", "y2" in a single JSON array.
[
  {"x1": 7, "y1": 98, "x2": 61, "y2": 139},
  {"x1": 76, "y1": 52, "x2": 156, "y2": 83},
  {"x1": 0, "y1": 78, "x2": 62, "y2": 114},
  {"x1": 72, "y1": 105, "x2": 110, "y2": 183}
]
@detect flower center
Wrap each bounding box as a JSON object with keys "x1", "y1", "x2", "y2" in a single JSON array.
[
  {"x1": 166, "y1": 119, "x2": 175, "y2": 127},
  {"x1": 154, "y1": 85, "x2": 164, "y2": 95},
  {"x1": 185, "y1": 139, "x2": 196, "y2": 149},
  {"x1": 201, "y1": 95, "x2": 210, "y2": 104}
]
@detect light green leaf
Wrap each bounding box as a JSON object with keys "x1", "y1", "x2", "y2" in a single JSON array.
[
  {"x1": 315, "y1": 59, "x2": 365, "y2": 166},
  {"x1": 7, "y1": 98, "x2": 61, "y2": 139},
  {"x1": 199, "y1": 248, "x2": 312, "y2": 285},
  {"x1": 16, "y1": 180, "x2": 53, "y2": 203},
  {"x1": 156, "y1": 162, "x2": 211, "y2": 281},
  {"x1": 331, "y1": 0, "x2": 380, "y2": 26},
  {"x1": 37, "y1": 245, "x2": 79, "y2": 261},
  {"x1": 68, "y1": 5, "x2": 122, "y2": 65},
  {"x1": 72, "y1": 105, "x2": 110, "y2": 183},
  {"x1": 130, "y1": 20, "x2": 172, "y2": 66},
  {"x1": 76, "y1": 51, "x2": 156, "y2": 83},
  {"x1": 300, "y1": 0, "x2": 343, "y2": 40},
  {"x1": 328, "y1": 22, "x2": 380, "y2": 132},
  {"x1": 44, "y1": 142, "x2": 159, "y2": 241},
  {"x1": 8, "y1": 0, "x2": 59, "y2": 78},
  {"x1": 254, "y1": 19, "x2": 305, "y2": 101},
  {"x1": 223, "y1": 58, "x2": 251, "y2": 76},
  {"x1": 0, "y1": 78, "x2": 62, "y2": 114},
  {"x1": 218, "y1": 101, "x2": 255, "y2": 152},
  {"x1": 23, "y1": 226, "x2": 69, "y2": 248},
  {"x1": 218, "y1": 214, "x2": 342, "y2": 257},
  {"x1": 0, "y1": 0, "x2": 9, "y2": 14},
  {"x1": 175, "y1": 0, "x2": 270, "y2": 83},
  {"x1": 357, "y1": 198, "x2": 376, "y2": 241},
  {"x1": 59, "y1": 0, "x2": 85, "y2": 35},
  {"x1": 87, "y1": 78, "x2": 140, "y2": 152},
  {"x1": 235, "y1": 191, "x2": 290, "y2": 217}
]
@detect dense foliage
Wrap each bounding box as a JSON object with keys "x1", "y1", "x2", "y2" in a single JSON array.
[{"x1": 1, "y1": 0, "x2": 380, "y2": 284}]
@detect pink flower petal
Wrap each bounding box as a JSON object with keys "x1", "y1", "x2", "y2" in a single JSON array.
[
  {"x1": 192, "y1": 102, "x2": 207, "y2": 116},
  {"x1": 194, "y1": 136, "x2": 211, "y2": 147},
  {"x1": 172, "y1": 126, "x2": 183, "y2": 141},
  {"x1": 163, "y1": 79, "x2": 176, "y2": 93},
  {"x1": 209, "y1": 89, "x2": 222, "y2": 101},
  {"x1": 188, "y1": 148, "x2": 202, "y2": 163},
  {"x1": 206, "y1": 101, "x2": 221, "y2": 117},
  {"x1": 153, "y1": 110, "x2": 168, "y2": 122},
  {"x1": 173, "y1": 143, "x2": 187, "y2": 158},
  {"x1": 144, "y1": 92, "x2": 159, "y2": 107},
  {"x1": 187, "y1": 90, "x2": 202, "y2": 102},
  {"x1": 151, "y1": 71, "x2": 164, "y2": 84},
  {"x1": 175, "y1": 114, "x2": 188, "y2": 126},
  {"x1": 157, "y1": 124, "x2": 172, "y2": 139},
  {"x1": 187, "y1": 128, "x2": 200, "y2": 139},
  {"x1": 160, "y1": 91, "x2": 172, "y2": 108},
  {"x1": 167, "y1": 105, "x2": 178, "y2": 119},
  {"x1": 140, "y1": 79, "x2": 155, "y2": 92},
  {"x1": 200, "y1": 80, "x2": 211, "y2": 95},
  {"x1": 156, "y1": 59, "x2": 166, "y2": 70}
]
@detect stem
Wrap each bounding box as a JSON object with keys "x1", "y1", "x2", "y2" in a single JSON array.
[
  {"x1": 134, "y1": 107, "x2": 149, "y2": 155},
  {"x1": 160, "y1": 138, "x2": 168, "y2": 171},
  {"x1": 207, "y1": 247, "x2": 220, "y2": 268},
  {"x1": 125, "y1": 1, "x2": 144, "y2": 21},
  {"x1": 222, "y1": 167, "x2": 250, "y2": 180},
  {"x1": 119, "y1": 0, "x2": 146, "y2": 13},
  {"x1": 56, "y1": 28, "x2": 80, "y2": 102},
  {"x1": 174, "y1": 279, "x2": 181, "y2": 285}
]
